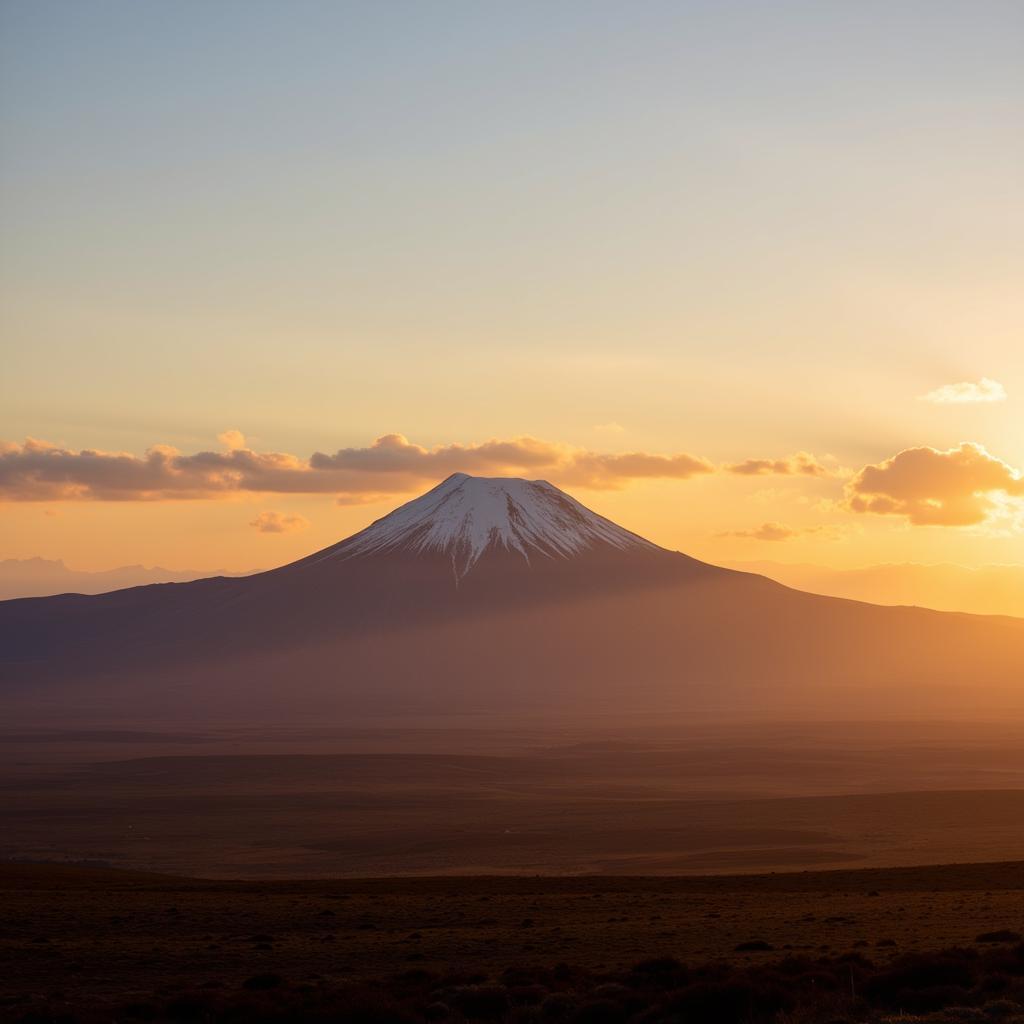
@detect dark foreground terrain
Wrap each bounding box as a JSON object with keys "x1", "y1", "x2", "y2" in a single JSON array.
[
  {"x1": 3, "y1": 861, "x2": 1024, "y2": 1023},
  {"x1": 7, "y1": 720, "x2": 1024, "y2": 877},
  {"x1": 5, "y1": 721, "x2": 1024, "y2": 1021}
]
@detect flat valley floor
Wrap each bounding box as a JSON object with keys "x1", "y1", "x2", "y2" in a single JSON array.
[
  {"x1": 6, "y1": 721, "x2": 1024, "y2": 1021},
  {"x1": 5, "y1": 718, "x2": 1024, "y2": 877}
]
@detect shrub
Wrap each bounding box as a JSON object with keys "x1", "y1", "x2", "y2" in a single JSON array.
[
  {"x1": 982, "y1": 998, "x2": 1024, "y2": 1019},
  {"x1": 655, "y1": 978, "x2": 790, "y2": 1024},
  {"x1": 242, "y1": 972, "x2": 283, "y2": 991},
  {"x1": 631, "y1": 956, "x2": 685, "y2": 976},
  {"x1": 119, "y1": 1002, "x2": 158, "y2": 1020},
  {"x1": 977, "y1": 932, "x2": 1023, "y2": 944},
  {"x1": 571, "y1": 998, "x2": 628, "y2": 1024},
  {"x1": 450, "y1": 984, "x2": 510, "y2": 1020},
  {"x1": 866, "y1": 951, "x2": 978, "y2": 1008},
  {"x1": 540, "y1": 992, "x2": 577, "y2": 1020}
]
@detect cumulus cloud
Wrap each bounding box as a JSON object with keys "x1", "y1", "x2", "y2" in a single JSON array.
[
  {"x1": 725, "y1": 452, "x2": 831, "y2": 477},
  {"x1": 307, "y1": 434, "x2": 717, "y2": 490},
  {"x1": 0, "y1": 437, "x2": 312, "y2": 501},
  {"x1": 845, "y1": 442, "x2": 1024, "y2": 527},
  {"x1": 0, "y1": 433, "x2": 715, "y2": 502},
  {"x1": 218, "y1": 429, "x2": 247, "y2": 450},
  {"x1": 920, "y1": 378, "x2": 1007, "y2": 404},
  {"x1": 249, "y1": 511, "x2": 309, "y2": 534},
  {"x1": 0, "y1": 432, "x2": 855, "y2": 506}
]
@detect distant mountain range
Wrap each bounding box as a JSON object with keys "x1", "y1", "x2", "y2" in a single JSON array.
[
  {"x1": 0, "y1": 558, "x2": 254, "y2": 601},
  {"x1": 2, "y1": 474, "x2": 1022, "y2": 725},
  {"x1": 728, "y1": 561, "x2": 1024, "y2": 620}
]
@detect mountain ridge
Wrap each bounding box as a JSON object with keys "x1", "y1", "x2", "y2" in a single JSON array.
[
  {"x1": 727, "y1": 559, "x2": 1024, "y2": 620},
  {"x1": 0, "y1": 557, "x2": 255, "y2": 602},
  {"x1": 1, "y1": 475, "x2": 1022, "y2": 725}
]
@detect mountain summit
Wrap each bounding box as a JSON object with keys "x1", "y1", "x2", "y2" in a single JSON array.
[
  {"x1": 313, "y1": 473, "x2": 659, "y2": 580},
  {"x1": 2, "y1": 474, "x2": 1023, "y2": 725}
]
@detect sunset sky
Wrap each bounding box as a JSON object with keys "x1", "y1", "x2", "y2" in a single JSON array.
[{"x1": 1, "y1": 1, "x2": 1022, "y2": 577}]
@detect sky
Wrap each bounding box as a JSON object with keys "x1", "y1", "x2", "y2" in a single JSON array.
[{"x1": 1, "y1": 0, "x2": 1022, "y2": 577}]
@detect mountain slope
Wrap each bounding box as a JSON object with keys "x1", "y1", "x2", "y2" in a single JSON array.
[
  {"x1": 1, "y1": 474, "x2": 1022, "y2": 724},
  {"x1": 727, "y1": 559, "x2": 1024, "y2": 619},
  {"x1": 0, "y1": 557, "x2": 254, "y2": 601}
]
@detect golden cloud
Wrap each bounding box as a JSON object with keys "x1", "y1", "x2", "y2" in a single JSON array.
[
  {"x1": 724, "y1": 522, "x2": 802, "y2": 541},
  {"x1": 920, "y1": 378, "x2": 1007, "y2": 404},
  {"x1": 845, "y1": 442, "x2": 1024, "y2": 526},
  {"x1": 720, "y1": 521, "x2": 845, "y2": 542},
  {"x1": 0, "y1": 433, "x2": 715, "y2": 502},
  {"x1": 725, "y1": 452, "x2": 831, "y2": 477},
  {"x1": 218, "y1": 429, "x2": 247, "y2": 451},
  {"x1": 249, "y1": 511, "x2": 309, "y2": 534},
  {"x1": 0, "y1": 432, "x2": 854, "y2": 504}
]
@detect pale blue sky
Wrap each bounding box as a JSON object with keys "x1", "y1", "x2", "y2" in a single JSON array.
[{"x1": 1, "y1": 1, "x2": 1022, "y2": 570}]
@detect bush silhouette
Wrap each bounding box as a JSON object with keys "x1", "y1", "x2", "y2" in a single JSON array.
[
  {"x1": 978, "y1": 931, "x2": 1023, "y2": 944},
  {"x1": 242, "y1": 972, "x2": 283, "y2": 991}
]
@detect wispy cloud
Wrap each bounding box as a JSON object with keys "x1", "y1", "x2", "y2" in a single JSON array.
[
  {"x1": 920, "y1": 378, "x2": 1007, "y2": 404},
  {"x1": 720, "y1": 522, "x2": 845, "y2": 542},
  {"x1": 249, "y1": 511, "x2": 309, "y2": 534},
  {"x1": 725, "y1": 452, "x2": 833, "y2": 478},
  {"x1": 722, "y1": 522, "x2": 802, "y2": 541}
]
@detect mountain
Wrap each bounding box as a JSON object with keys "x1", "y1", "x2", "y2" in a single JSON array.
[
  {"x1": 726, "y1": 560, "x2": 1024, "y2": 620},
  {"x1": 2, "y1": 473, "x2": 1023, "y2": 725},
  {"x1": 0, "y1": 557, "x2": 255, "y2": 601},
  {"x1": 321, "y1": 472, "x2": 661, "y2": 578}
]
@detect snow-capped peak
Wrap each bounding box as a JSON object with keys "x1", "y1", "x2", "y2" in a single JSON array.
[{"x1": 327, "y1": 473, "x2": 660, "y2": 579}]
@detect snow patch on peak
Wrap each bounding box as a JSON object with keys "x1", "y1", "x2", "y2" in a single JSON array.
[{"x1": 330, "y1": 473, "x2": 660, "y2": 579}]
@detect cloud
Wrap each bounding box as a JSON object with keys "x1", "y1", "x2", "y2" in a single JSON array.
[
  {"x1": 593, "y1": 421, "x2": 625, "y2": 434},
  {"x1": 312, "y1": 434, "x2": 718, "y2": 490},
  {"x1": 845, "y1": 442, "x2": 1024, "y2": 526},
  {"x1": 218, "y1": 429, "x2": 247, "y2": 450},
  {"x1": 720, "y1": 522, "x2": 844, "y2": 542},
  {"x1": 920, "y1": 378, "x2": 1007, "y2": 404},
  {"x1": 555, "y1": 450, "x2": 715, "y2": 488},
  {"x1": 0, "y1": 437, "x2": 312, "y2": 501},
  {"x1": 725, "y1": 452, "x2": 831, "y2": 477},
  {"x1": 0, "y1": 433, "x2": 715, "y2": 502},
  {"x1": 249, "y1": 511, "x2": 309, "y2": 534},
  {"x1": 724, "y1": 522, "x2": 802, "y2": 541},
  {"x1": 0, "y1": 432, "x2": 853, "y2": 506}
]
